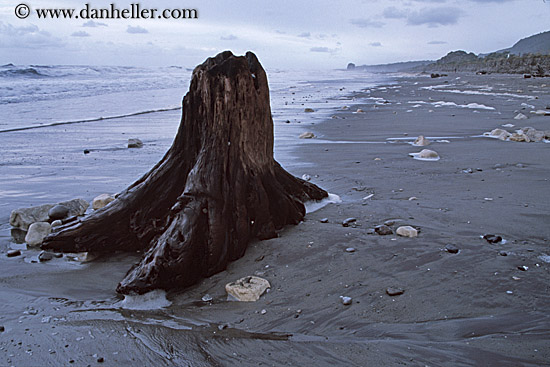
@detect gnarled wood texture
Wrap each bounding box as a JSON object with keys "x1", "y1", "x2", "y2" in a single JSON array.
[{"x1": 42, "y1": 51, "x2": 328, "y2": 294}]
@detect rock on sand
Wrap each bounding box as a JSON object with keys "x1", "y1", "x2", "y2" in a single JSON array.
[
  {"x1": 413, "y1": 135, "x2": 430, "y2": 146},
  {"x1": 92, "y1": 194, "x2": 115, "y2": 210},
  {"x1": 225, "y1": 276, "x2": 270, "y2": 302},
  {"x1": 408, "y1": 149, "x2": 440, "y2": 161},
  {"x1": 128, "y1": 138, "x2": 143, "y2": 148},
  {"x1": 514, "y1": 113, "x2": 528, "y2": 120},
  {"x1": 299, "y1": 132, "x2": 316, "y2": 139},
  {"x1": 25, "y1": 222, "x2": 52, "y2": 246},
  {"x1": 396, "y1": 226, "x2": 418, "y2": 238},
  {"x1": 10, "y1": 198, "x2": 89, "y2": 230}
]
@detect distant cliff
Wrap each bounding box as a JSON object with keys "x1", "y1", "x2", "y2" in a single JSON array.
[
  {"x1": 496, "y1": 30, "x2": 550, "y2": 56},
  {"x1": 421, "y1": 50, "x2": 550, "y2": 75}
]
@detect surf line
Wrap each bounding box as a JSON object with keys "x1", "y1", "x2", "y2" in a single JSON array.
[{"x1": 0, "y1": 107, "x2": 181, "y2": 134}]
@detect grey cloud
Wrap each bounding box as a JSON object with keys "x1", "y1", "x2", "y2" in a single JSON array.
[
  {"x1": 370, "y1": 42, "x2": 382, "y2": 47},
  {"x1": 383, "y1": 7, "x2": 407, "y2": 19},
  {"x1": 126, "y1": 25, "x2": 148, "y2": 34},
  {"x1": 220, "y1": 34, "x2": 237, "y2": 40},
  {"x1": 82, "y1": 20, "x2": 107, "y2": 27},
  {"x1": 71, "y1": 31, "x2": 90, "y2": 37},
  {"x1": 349, "y1": 18, "x2": 385, "y2": 28},
  {"x1": 407, "y1": 7, "x2": 462, "y2": 26},
  {"x1": 297, "y1": 32, "x2": 311, "y2": 38},
  {"x1": 428, "y1": 40, "x2": 448, "y2": 44},
  {"x1": 0, "y1": 21, "x2": 63, "y2": 48}
]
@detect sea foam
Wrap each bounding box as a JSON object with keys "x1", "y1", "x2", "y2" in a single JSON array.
[
  {"x1": 118, "y1": 289, "x2": 172, "y2": 310},
  {"x1": 305, "y1": 193, "x2": 341, "y2": 213}
]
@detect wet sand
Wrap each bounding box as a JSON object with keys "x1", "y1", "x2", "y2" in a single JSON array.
[{"x1": 1, "y1": 73, "x2": 550, "y2": 366}]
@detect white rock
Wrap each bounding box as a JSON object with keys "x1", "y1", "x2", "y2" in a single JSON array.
[
  {"x1": 225, "y1": 276, "x2": 270, "y2": 302},
  {"x1": 92, "y1": 194, "x2": 115, "y2": 210},
  {"x1": 488, "y1": 128, "x2": 511, "y2": 141},
  {"x1": 531, "y1": 110, "x2": 550, "y2": 116},
  {"x1": 396, "y1": 226, "x2": 418, "y2": 238},
  {"x1": 25, "y1": 222, "x2": 52, "y2": 246},
  {"x1": 413, "y1": 135, "x2": 430, "y2": 146},
  {"x1": 51, "y1": 220, "x2": 63, "y2": 228},
  {"x1": 9, "y1": 198, "x2": 88, "y2": 230},
  {"x1": 304, "y1": 108, "x2": 315, "y2": 113},
  {"x1": 301, "y1": 174, "x2": 311, "y2": 182},
  {"x1": 409, "y1": 149, "x2": 440, "y2": 161},
  {"x1": 514, "y1": 113, "x2": 528, "y2": 120},
  {"x1": 522, "y1": 127, "x2": 545, "y2": 142},
  {"x1": 299, "y1": 132, "x2": 315, "y2": 139}
]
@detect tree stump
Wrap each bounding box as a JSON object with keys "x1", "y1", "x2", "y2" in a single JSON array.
[{"x1": 42, "y1": 51, "x2": 328, "y2": 295}]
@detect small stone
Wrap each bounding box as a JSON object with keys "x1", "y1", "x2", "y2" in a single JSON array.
[
  {"x1": 304, "y1": 108, "x2": 315, "y2": 113},
  {"x1": 386, "y1": 287, "x2": 404, "y2": 296},
  {"x1": 340, "y1": 296, "x2": 352, "y2": 305},
  {"x1": 127, "y1": 138, "x2": 143, "y2": 148},
  {"x1": 408, "y1": 197, "x2": 417, "y2": 201},
  {"x1": 445, "y1": 244, "x2": 459, "y2": 254},
  {"x1": 299, "y1": 132, "x2": 315, "y2": 139},
  {"x1": 516, "y1": 163, "x2": 526, "y2": 168},
  {"x1": 260, "y1": 309, "x2": 267, "y2": 315},
  {"x1": 517, "y1": 265, "x2": 529, "y2": 271},
  {"x1": 319, "y1": 218, "x2": 329, "y2": 223},
  {"x1": 7, "y1": 249, "x2": 21, "y2": 257},
  {"x1": 83, "y1": 149, "x2": 90, "y2": 154},
  {"x1": 345, "y1": 247, "x2": 356, "y2": 253},
  {"x1": 342, "y1": 218, "x2": 357, "y2": 227},
  {"x1": 384, "y1": 219, "x2": 401, "y2": 226},
  {"x1": 0, "y1": 326, "x2": 4, "y2": 332},
  {"x1": 514, "y1": 113, "x2": 528, "y2": 120},
  {"x1": 483, "y1": 234, "x2": 502, "y2": 244},
  {"x1": 488, "y1": 128, "x2": 511, "y2": 141},
  {"x1": 366, "y1": 228, "x2": 375, "y2": 235},
  {"x1": 498, "y1": 251, "x2": 508, "y2": 256},
  {"x1": 48, "y1": 205, "x2": 69, "y2": 221},
  {"x1": 374, "y1": 157, "x2": 382, "y2": 161},
  {"x1": 92, "y1": 194, "x2": 115, "y2": 210},
  {"x1": 396, "y1": 226, "x2": 418, "y2": 238},
  {"x1": 51, "y1": 220, "x2": 63, "y2": 228},
  {"x1": 463, "y1": 168, "x2": 473, "y2": 174},
  {"x1": 25, "y1": 222, "x2": 52, "y2": 246},
  {"x1": 226, "y1": 276, "x2": 270, "y2": 302},
  {"x1": 54, "y1": 253, "x2": 63, "y2": 258},
  {"x1": 413, "y1": 135, "x2": 430, "y2": 146},
  {"x1": 301, "y1": 174, "x2": 311, "y2": 181},
  {"x1": 375, "y1": 225, "x2": 393, "y2": 235},
  {"x1": 97, "y1": 357, "x2": 104, "y2": 363},
  {"x1": 512, "y1": 276, "x2": 521, "y2": 281},
  {"x1": 38, "y1": 251, "x2": 54, "y2": 262},
  {"x1": 201, "y1": 294, "x2": 213, "y2": 302},
  {"x1": 409, "y1": 149, "x2": 440, "y2": 160}
]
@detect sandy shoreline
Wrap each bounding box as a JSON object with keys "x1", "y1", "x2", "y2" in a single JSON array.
[{"x1": 1, "y1": 72, "x2": 550, "y2": 366}]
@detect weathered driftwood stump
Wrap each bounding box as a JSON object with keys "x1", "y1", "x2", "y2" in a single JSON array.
[{"x1": 42, "y1": 51, "x2": 328, "y2": 294}]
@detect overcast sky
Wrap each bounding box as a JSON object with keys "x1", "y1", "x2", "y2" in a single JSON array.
[{"x1": 1, "y1": 0, "x2": 549, "y2": 69}]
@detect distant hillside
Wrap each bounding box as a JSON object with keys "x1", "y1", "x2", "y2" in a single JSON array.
[
  {"x1": 497, "y1": 31, "x2": 550, "y2": 56},
  {"x1": 347, "y1": 60, "x2": 433, "y2": 73}
]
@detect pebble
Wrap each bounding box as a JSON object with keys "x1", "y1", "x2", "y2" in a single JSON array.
[
  {"x1": 299, "y1": 132, "x2": 315, "y2": 139},
  {"x1": 396, "y1": 226, "x2": 418, "y2": 238},
  {"x1": 127, "y1": 138, "x2": 143, "y2": 148},
  {"x1": 462, "y1": 168, "x2": 473, "y2": 174},
  {"x1": 445, "y1": 244, "x2": 459, "y2": 254},
  {"x1": 383, "y1": 219, "x2": 401, "y2": 226},
  {"x1": 320, "y1": 218, "x2": 329, "y2": 223},
  {"x1": 54, "y1": 253, "x2": 63, "y2": 258},
  {"x1": 386, "y1": 287, "x2": 404, "y2": 296},
  {"x1": 304, "y1": 108, "x2": 315, "y2": 113},
  {"x1": 38, "y1": 251, "x2": 54, "y2": 262},
  {"x1": 517, "y1": 266, "x2": 529, "y2": 271},
  {"x1": 0, "y1": 326, "x2": 4, "y2": 332},
  {"x1": 51, "y1": 220, "x2": 63, "y2": 228},
  {"x1": 83, "y1": 149, "x2": 90, "y2": 154},
  {"x1": 345, "y1": 247, "x2": 356, "y2": 253},
  {"x1": 7, "y1": 249, "x2": 21, "y2": 257},
  {"x1": 375, "y1": 225, "x2": 393, "y2": 235},
  {"x1": 408, "y1": 197, "x2": 417, "y2": 201},
  {"x1": 302, "y1": 174, "x2": 311, "y2": 181},
  {"x1": 260, "y1": 309, "x2": 267, "y2": 315},
  {"x1": 499, "y1": 251, "x2": 508, "y2": 256},
  {"x1": 201, "y1": 294, "x2": 213, "y2": 302},
  {"x1": 97, "y1": 357, "x2": 105, "y2": 363},
  {"x1": 483, "y1": 234, "x2": 502, "y2": 244},
  {"x1": 48, "y1": 205, "x2": 69, "y2": 221},
  {"x1": 342, "y1": 218, "x2": 357, "y2": 227},
  {"x1": 366, "y1": 228, "x2": 375, "y2": 235},
  {"x1": 340, "y1": 296, "x2": 353, "y2": 305}
]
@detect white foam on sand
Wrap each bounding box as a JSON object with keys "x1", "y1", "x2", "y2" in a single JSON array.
[
  {"x1": 305, "y1": 193, "x2": 341, "y2": 213},
  {"x1": 408, "y1": 152, "x2": 440, "y2": 161},
  {"x1": 421, "y1": 86, "x2": 536, "y2": 100},
  {"x1": 118, "y1": 289, "x2": 172, "y2": 310},
  {"x1": 432, "y1": 101, "x2": 495, "y2": 110}
]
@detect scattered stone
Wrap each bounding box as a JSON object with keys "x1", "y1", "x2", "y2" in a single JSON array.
[
  {"x1": 516, "y1": 163, "x2": 526, "y2": 168},
  {"x1": 483, "y1": 234, "x2": 502, "y2": 244},
  {"x1": 396, "y1": 226, "x2": 418, "y2": 238},
  {"x1": 127, "y1": 138, "x2": 143, "y2": 148},
  {"x1": 413, "y1": 135, "x2": 430, "y2": 146},
  {"x1": 374, "y1": 157, "x2": 382, "y2": 161},
  {"x1": 375, "y1": 225, "x2": 393, "y2": 235},
  {"x1": 409, "y1": 149, "x2": 440, "y2": 160},
  {"x1": 512, "y1": 276, "x2": 521, "y2": 281},
  {"x1": 254, "y1": 255, "x2": 264, "y2": 262},
  {"x1": 463, "y1": 168, "x2": 473, "y2": 174},
  {"x1": 10, "y1": 204, "x2": 54, "y2": 231},
  {"x1": 48, "y1": 205, "x2": 69, "y2": 221},
  {"x1": 498, "y1": 251, "x2": 508, "y2": 256},
  {"x1": 97, "y1": 357, "x2": 104, "y2": 363},
  {"x1": 531, "y1": 109, "x2": 550, "y2": 116},
  {"x1": 386, "y1": 287, "x2": 404, "y2": 296},
  {"x1": 25, "y1": 222, "x2": 52, "y2": 246},
  {"x1": 517, "y1": 265, "x2": 529, "y2": 271},
  {"x1": 299, "y1": 132, "x2": 315, "y2": 139},
  {"x1": 304, "y1": 108, "x2": 315, "y2": 113},
  {"x1": 345, "y1": 247, "x2": 356, "y2": 253},
  {"x1": 0, "y1": 326, "x2": 4, "y2": 332},
  {"x1": 260, "y1": 309, "x2": 267, "y2": 315},
  {"x1": 7, "y1": 250, "x2": 21, "y2": 257},
  {"x1": 340, "y1": 296, "x2": 353, "y2": 305},
  {"x1": 319, "y1": 218, "x2": 329, "y2": 223},
  {"x1": 201, "y1": 294, "x2": 213, "y2": 302},
  {"x1": 301, "y1": 174, "x2": 311, "y2": 181},
  {"x1": 341, "y1": 106, "x2": 349, "y2": 110},
  {"x1": 522, "y1": 127, "x2": 545, "y2": 142},
  {"x1": 509, "y1": 132, "x2": 528, "y2": 142},
  {"x1": 366, "y1": 228, "x2": 375, "y2": 235},
  {"x1": 383, "y1": 219, "x2": 401, "y2": 226},
  {"x1": 408, "y1": 196, "x2": 417, "y2": 201},
  {"x1": 488, "y1": 128, "x2": 511, "y2": 141},
  {"x1": 83, "y1": 149, "x2": 90, "y2": 154},
  {"x1": 445, "y1": 244, "x2": 459, "y2": 254},
  {"x1": 355, "y1": 108, "x2": 364, "y2": 113},
  {"x1": 54, "y1": 253, "x2": 63, "y2": 258},
  {"x1": 514, "y1": 113, "x2": 528, "y2": 120},
  {"x1": 38, "y1": 251, "x2": 54, "y2": 262},
  {"x1": 92, "y1": 194, "x2": 115, "y2": 210},
  {"x1": 225, "y1": 276, "x2": 270, "y2": 302},
  {"x1": 342, "y1": 218, "x2": 357, "y2": 227},
  {"x1": 51, "y1": 220, "x2": 63, "y2": 228}
]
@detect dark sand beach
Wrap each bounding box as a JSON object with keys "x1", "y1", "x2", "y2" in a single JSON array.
[{"x1": 1, "y1": 72, "x2": 550, "y2": 366}]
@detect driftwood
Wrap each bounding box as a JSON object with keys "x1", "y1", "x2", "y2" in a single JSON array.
[{"x1": 42, "y1": 51, "x2": 328, "y2": 294}]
